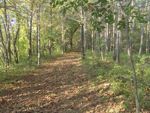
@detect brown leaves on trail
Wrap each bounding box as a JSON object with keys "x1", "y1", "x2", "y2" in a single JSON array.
[
  {"x1": 0, "y1": 98, "x2": 8, "y2": 105},
  {"x1": 0, "y1": 52, "x2": 148, "y2": 113}
]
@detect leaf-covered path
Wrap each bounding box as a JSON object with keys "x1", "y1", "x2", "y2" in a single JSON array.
[{"x1": 0, "y1": 53, "x2": 132, "y2": 113}]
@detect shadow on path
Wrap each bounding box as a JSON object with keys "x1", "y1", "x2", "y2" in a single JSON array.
[{"x1": 0, "y1": 53, "x2": 127, "y2": 113}]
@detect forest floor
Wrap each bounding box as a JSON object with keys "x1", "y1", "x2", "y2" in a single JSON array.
[{"x1": 0, "y1": 53, "x2": 149, "y2": 113}]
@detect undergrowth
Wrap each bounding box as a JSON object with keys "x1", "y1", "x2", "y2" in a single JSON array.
[
  {"x1": 82, "y1": 51, "x2": 150, "y2": 111},
  {"x1": 0, "y1": 51, "x2": 62, "y2": 83}
]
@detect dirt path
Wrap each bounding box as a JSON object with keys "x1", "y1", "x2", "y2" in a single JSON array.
[{"x1": 0, "y1": 53, "x2": 127, "y2": 113}]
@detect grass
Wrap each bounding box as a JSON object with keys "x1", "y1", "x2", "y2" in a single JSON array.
[
  {"x1": 82, "y1": 50, "x2": 150, "y2": 111},
  {"x1": 0, "y1": 61, "x2": 36, "y2": 83},
  {"x1": 0, "y1": 50, "x2": 63, "y2": 83}
]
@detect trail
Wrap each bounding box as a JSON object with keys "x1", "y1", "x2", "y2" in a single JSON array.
[{"x1": 0, "y1": 53, "x2": 128, "y2": 113}]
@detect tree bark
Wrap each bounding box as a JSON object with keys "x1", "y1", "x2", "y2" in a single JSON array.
[
  {"x1": 28, "y1": 6, "x2": 33, "y2": 60},
  {"x1": 146, "y1": 2, "x2": 150, "y2": 54},
  {"x1": 70, "y1": 35, "x2": 73, "y2": 50},
  {"x1": 3, "y1": 0, "x2": 11, "y2": 66},
  {"x1": 91, "y1": 30, "x2": 94, "y2": 53},
  {"x1": 126, "y1": 17, "x2": 140, "y2": 113},
  {"x1": 80, "y1": 6, "x2": 85, "y2": 59},
  {"x1": 37, "y1": 5, "x2": 41, "y2": 66},
  {"x1": 113, "y1": 2, "x2": 120, "y2": 63},
  {"x1": 139, "y1": 24, "x2": 144, "y2": 55},
  {"x1": 61, "y1": 12, "x2": 65, "y2": 54},
  {"x1": 0, "y1": 24, "x2": 7, "y2": 64},
  {"x1": 13, "y1": 26, "x2": 20, "y2": 64},
  {"x1": 146, "y1": 23, "x2": 150, "y2": 54},
  {"x1": 115, "y1": 30, "x2": 120, "y2": 63},
  {"x1": 105, "y1": 23, "x2": 110, "y2": 52}
]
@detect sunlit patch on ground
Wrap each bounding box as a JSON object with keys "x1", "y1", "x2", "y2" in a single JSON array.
[{"x1": 0, "y1": 53, "x2": 148, "y2": 113}]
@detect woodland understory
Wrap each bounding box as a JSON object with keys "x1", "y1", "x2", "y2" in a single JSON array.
[{"x1": 0, "y1": 0, "x2": 150, "y2": 113}]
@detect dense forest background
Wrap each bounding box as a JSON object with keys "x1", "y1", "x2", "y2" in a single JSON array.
[{"x1": 0, "y1": 0, "x2": 150, "y2": 113}]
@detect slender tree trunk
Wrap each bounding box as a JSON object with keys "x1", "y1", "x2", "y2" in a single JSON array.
[
  {"x1": 91, "y1": 30, "x2": 94, "y2": 53},
  {"x1": 28, "y1": 9, "x2": 33, "y2": 59},
  {"x1": 37, "y1": 5, "x2": 41, "y2": 66},
  {"x1": 80, "y1": 6, "x2": 85, "y2": 59},
  {"x1": 95, "y1": 31, "x2": 100, "y2": 55},
  {"x1": 13, "y1": 26, "x2": 20, "y2": 63},
  {"x1": 3, "y1": 0, "x2": 11, "y2": 66},
  {"x1": 84, "y1": 11, "x2": 87, "y2": 52},
  {"x1": 105, "y1": 23, "x2": 110, "y2": 52},
  {"x1": 126, "y1": 17, "x2": 140, "y2": 113},
  {"x1": 146, "y1": 3, "x2": 150, "y2": 54},
  {"x1": 0, "y1": 24, "x2": 7, "y2": 64},
  {"x1": 146, "y1": 23, "x2": 150, "y2": 53},
  {"x1": 80, "y1": 23, "x2": 85, "y2": 59},
  {"x1": 101, "y1": 31, "x2": 105, "y2": 60},
  {"x1": 139, "y1": 24, "x2": 144, "y2": 55},
  {"x1": 61, "y1": 13, "x2": 65, "y2": 54},
  {"x1": 128, "y1": 1, "x2": 140, "y2": 111},
  {"x1": 113, "y1": 1, "x2": 119, "y2": 62},
  {"x1": 48, "y1": 40, "x2": 52, "y2": 55},
  {"x1": 48, "y1": 3, "x2": 53, "y2": 55},
  {"x1": 115, "y1": 30, "x2": 120, "y2": 63},
  {"x1": 70, "y1": 35, "x2": 73, "y2": 50},
  {"x1": 50, "y1": 2, "x2": 53, "y2": 31},
  {"x1": 113, "y1": 23, "x2": 117, "y2": 61}
]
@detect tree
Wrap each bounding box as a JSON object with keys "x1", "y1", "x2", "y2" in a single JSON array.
[
  {"x1": 28, "y1": 0, "x2": 34, "y2": 60},
  {"x1": 36, "y1": 4, "x2": 41, "y2": 66},
  {"x1": 119, "y1": 1, "x2": 140, "y2": 112}
]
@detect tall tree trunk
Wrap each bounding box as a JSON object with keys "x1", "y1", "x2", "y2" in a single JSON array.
[
  {"x1": 146, "y1": 2, "x2": 150, "y2": 54},
  {"x1": 95, "y1": 30, "x2": 100, "y2": 55},
  {"x1": 126, "y1": 17, "x2": 140, "y2": 113},
  {"x1": 101, "y1": 31, "x2": 105, "y2": 60},
  {"x1": 113, "y1": 0, "x2": 118, "y2": 61},
  {"x1": 115, "y1": 30, "x2": 120, "y2": 63},
  {"x1": 80, "y1": 6, "x2": 85, "y2": 59},
  {"x1": 28, "y1": 9, "x2": 33, "y2": 59},
  {"x1": 119, "y1": 1, "x2": 140, "y2": 111},
  {"x1": 113, "y1": 2, "x2": 120, "y2": 63},
  {"x1": 139, "y1": 24, "x2": 144, "y2": 55},
  {"x1": 48, "y1": 2, "x2": 53, "y2": 55},
  {"x1": 105, "y1": 23, "x2": 110, "y2": 52},
  {"x1": 113, "y1": 23, "x2": 117, "y2": 61},
  {"x1": 129, "y1": 1, "x2": 140, "y2": 111},
  {"x1": 91, "y1": 30, "x2": 94, "y2": 53},
  {"x1": 37, "y1": 5, "x2": 41, "y2": 66},
  {"x1": 80, "y1": 23, "x2": 85, "y2": 59},
  {"x1": 13, "y1": 26, "x2": 20, "y2": 64},
  {"x1": 3, "y1": 0, "x2": 11, "y2": 66},
  {"x1": 146, "y1": 23, "x2": 150, "y2": 54},
  {"x1": 61, "y1": 13, "x2": 65, "y2": 54},
  {"x1": 0, "y1": 24, "x2": 7, "y2": 64},
  {"x1": 84, "y1": 11, "x2": 87, "y2": 52}
]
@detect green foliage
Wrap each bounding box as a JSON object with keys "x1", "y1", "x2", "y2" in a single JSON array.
[
  {"x1": 105, "y1": 12, "x2": 114, "y2": 24},
  {"x1": 0, "y1": 62, "x2": 36, "y2": 83},
  {"x1": 117, "y1": 19, "x2": 126, "y2": 29},
  {"x1": 83, "y1": 51, "x2": 150, "y2": 110},
  {"x1": 0, "y1": 0, "x2": 149, "y2": 111},
  {"x1": 136, "y1": 55, "x2": 150, "y2": 89},
  {"x1": 109, "y1": 65, "x2": 130, "y2": 82},
  {"x1": 111, "y1": 81, "x2": 130, "y2": 96}
]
